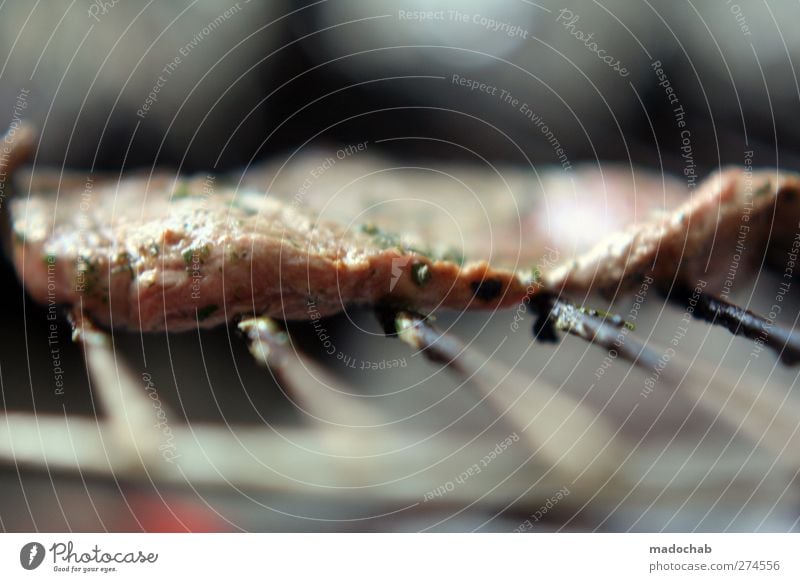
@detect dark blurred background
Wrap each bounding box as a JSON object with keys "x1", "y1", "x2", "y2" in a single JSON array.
[{"x1": 2, "y1": 0, "x2": 797, "y2": 172}]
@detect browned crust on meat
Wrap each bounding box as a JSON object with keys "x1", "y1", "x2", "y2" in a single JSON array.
[
  {"x1": 12, "y1": 150, "x2": 799, "y2": 332},
  {"x1": 548, "y1": 168, "x2": 800, "y2": 296},
  {"x1": 10, "y1": 173, "x2": 529, "y2": 331}
]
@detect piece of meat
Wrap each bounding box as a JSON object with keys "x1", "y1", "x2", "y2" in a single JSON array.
[
  {"x1": 10, "y1": 171, "x2": 529, "y2": 332},
  {"x1": 9, "y1": 132, "x2": 799, "y2": 333},
  {"x1": 228, "y1": 150, "x2": 800, "y2": 297},
  {"x1": 9, "y1": 140, "x2": 689, "y2": 332},
  {"x1": 240, "y1": 151, "x2": 688, "y2": 270},
  {"x1": 548, "y1": 168, "x2": 800, "y2": 296}
]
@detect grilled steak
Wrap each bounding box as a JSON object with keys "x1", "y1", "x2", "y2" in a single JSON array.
[
  {"x1": 549, "y1": 168, "x2": 800, "y2": 296},
  {"x1": 10, "y1": 170, "x2": 532, "y2": 332},
  {"x1": 9, "y1": 129, "x2": 798, "y2": 333}
]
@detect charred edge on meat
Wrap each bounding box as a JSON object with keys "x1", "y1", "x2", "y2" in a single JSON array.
[
  {"x1": 471, "y1": 278, "x2": 503, "y2": 302},
  {"x1": 531, "y1": 293, "x2": 560, "y2": 343},
  {"x1": 411, "y1": 262, "x2": 431, "y2": 287},
  {"x1": 197, "y1": 305, "x2": 219, "y2": 321}
]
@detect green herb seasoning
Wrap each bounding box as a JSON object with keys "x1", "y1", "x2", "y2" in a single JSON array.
[
  {"x1": 110, "y1": 251, "x2": 135, "y2": 279},
  {"x1": 754, "y1": 182, "x2": 772, "y2": 198},
  {"x1": 182, "y1": 244, "x2": 211, "y2": 267},
  {"x1": 75, "y1": 255, "x2": 100, "y2": 299},
  {"x1": 411, "y1": 262, "x2": 431, "y2": 287},
  {"x1": 197, "y1": 305, "x2": 218, "y2": 321},
  {"x1": 172, "y1": 183, "x2": 190, "y2": 200}
]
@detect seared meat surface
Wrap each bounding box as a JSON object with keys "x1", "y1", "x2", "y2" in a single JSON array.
[
  {"x1": 10, "y1": 171, "x2": 529, "y2": 331},
  {"x1": 550, "y1": 168, "x2": 800, "y2": 296},
  {"x1": 9, "y1": 135, "x2": 800, "y2": 333}
]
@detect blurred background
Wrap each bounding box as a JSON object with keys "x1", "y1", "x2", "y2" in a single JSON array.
[{"x1": 1, "y1": 0, "x2": 800, "y2": 532}]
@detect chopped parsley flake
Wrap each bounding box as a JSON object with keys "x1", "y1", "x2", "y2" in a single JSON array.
[{"x1": 197, "y1": 305, "x2": 218, "y2": 321}]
